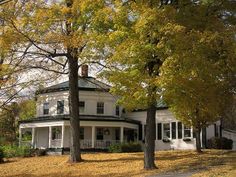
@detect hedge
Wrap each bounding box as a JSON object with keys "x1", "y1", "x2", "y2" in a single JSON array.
[
  {"x1": 207, "y1": 137, "x2": 233, "y2": 150},
  {"x1": 1, "y1": 145, "x2": 33, "y2": 158},
  {"x1": 108, "y1": 142, "x2": 142, "y2": 153}
]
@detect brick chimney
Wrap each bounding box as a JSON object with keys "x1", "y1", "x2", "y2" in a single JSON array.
[{"x1": 81, "y1": 64, "x2": 88, "y2": 77}]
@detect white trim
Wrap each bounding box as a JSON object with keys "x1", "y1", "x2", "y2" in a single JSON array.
[
  {"x1": 61, "y1": 124, "x2": 65, "y2": 148},
  {"x1": 20, "y1": 120, "x2": 138, "y2": 130},
  {"x1": 92, "y1": 126, "x2": 95, "y2": 148},
  {"x1": 32, "y1": 128, "x2": 35, "y2": 148},
  {"x1": 120, "y1": 127, "x2": 124, "y2": 143},
  {"x1": 20, "y1": 121, "x2": 65, "y2": 128},
  {"x1": 49, "y1": 126, "x2": 52, "y2": 148}
]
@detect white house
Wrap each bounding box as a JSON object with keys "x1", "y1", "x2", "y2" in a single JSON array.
[{"x1": 19, "y1": 65, "x2": 223, "y2": 152}]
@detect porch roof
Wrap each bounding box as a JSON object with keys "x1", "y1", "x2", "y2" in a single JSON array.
[{"x1": 19, "y1": 114, "x2": 141, "y2": 125}]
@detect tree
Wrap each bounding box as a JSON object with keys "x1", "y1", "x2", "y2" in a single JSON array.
[
  {"x1": 102, "y1": 1, "x2": 182, "y2": 169},
  {"x1": 0, "y1": 99, "x2": 36, "y2": 145},
  {"x1": 159, "y1": 3, "x2": 236, "y2": 152},
  {"x1": 0, "y1": 0, "x2": 112, "y2": 162},
  {"x1": 102, "y1": 0, "x2": 236, "y2": 167}
]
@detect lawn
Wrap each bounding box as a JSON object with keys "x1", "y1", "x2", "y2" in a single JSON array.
[{"x1": 0, "y1": 150, "x2": 235, "y2": 177}]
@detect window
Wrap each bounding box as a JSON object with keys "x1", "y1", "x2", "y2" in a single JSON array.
[
  {"x1": 116, "y1": 105, "x2": 120, "y2": 116},
  {"x1": 79, "y1": 101, "x2": 85, "y2": 113},
  {"x1": 80, "y1": 127, "x2": 84, "y2": 139},
  {"x1": 163, "y1": 123, "x2": 170, "y2": 139},
  {"x1": 97, "y1": 102, "x2": 104, "y2": 114},
  {"x1": 171, "y1": 122, "x2": 176, "y2": 139},
  {"x1": 178, "y1": 122, "x2": 182, "y2": 139},
  {"x1": 214, "y1": 124, "x2": 219, "y2": 137},
  {"x1": 157, "y1": 123, "x2": 162, "y2": 140},
  {"x1": 57, "y1": 100, "x2": 64, "y2": 114},
  {"x1": 52, "y1": 127, "x2": 61, "y2": 140},
  {"x1": 96, "y1": 128, "x2": 103, "y2": 140},
  {"x1": 184, "y1": 125, "x2": 191, "y2": 138},
  {"x1": 43, "y1": 102, "x2": 49, "y2": 115}
]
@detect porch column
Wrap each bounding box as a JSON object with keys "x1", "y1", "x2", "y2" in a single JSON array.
[
  {"x1": 19, "y1": 128, "x2": 22, "y2": 147},
  {"x1": 32, "y1": 127, "x2": 35, "y2": 148},
  {"x1": 120, "y1": 127, "x2": 124, "y2": 143},
  {"x1": 49, "y1": 126, "x2": 52, "y2": 148},
  {"x1": 191, "y1": 126, "x2": 193, "y2": 138},
  {"x1": 92, "y1": 126, "x2": 95, "y2": 148},
  {"x1": 61, "y1": 125, "x2": 65, "y2": 148}
]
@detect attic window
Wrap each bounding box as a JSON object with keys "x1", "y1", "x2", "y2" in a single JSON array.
[
  {"x1": 43, "y1": 102, "x2": 49, "y2": 115},
  {"x1": 57, "y1": 100, "x2": 64, "y2": 114},
  {"x1": 79, "y1": 101, "x2": 85, "y2": 113},
  {"x1": 97, "y1": 102, "x2": 104, "y2": 114}
]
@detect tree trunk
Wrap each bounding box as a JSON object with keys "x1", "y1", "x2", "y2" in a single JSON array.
[
  {"x1": 68, "y1": 52, "x2": 82, "y2": 162},
  {"x1": 144, "y1": 103, "x2": 157, "y2": 169},
  {"x1": 195, "y1": 128, "x2": 202, "y2": 153}
]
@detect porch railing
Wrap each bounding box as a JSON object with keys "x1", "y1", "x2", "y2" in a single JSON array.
[
  {"x1": 80, "y1": 140, "x2": 120, "y2": 149},
  {"x1": 51, "y1": 139, "x2": 61, "y2": 148},
  {"x1": 95, "y1": 140, "x2": 120, "y2": 149},
  {"x1": 80, "y1": 139, "x2": 92, "y2": 149}
]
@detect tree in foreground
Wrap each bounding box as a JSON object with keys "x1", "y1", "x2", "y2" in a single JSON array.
[
  {"x1": 0, "y1": 0, "x2": 112, "y2": 162},
  {"x1": 160, "y1": 15, "x2": 236, "y2": 153},
  {"x1": 0, "y1": 99, "x2": 36, "y2": 145},
  {"x1": 103, "y1": 0, "x2": 236, "y2": 166},
  {"x1": 102, "y1": 1, "x2": 182, "y2": 169}
]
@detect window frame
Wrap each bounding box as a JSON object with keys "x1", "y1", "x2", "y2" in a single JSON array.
[
  {"x1": 52, "y1": 127, "x2": 62, "y2": 140},
  {"x1": 115, "y1": 105, "x2": 120, "y2": 116},
  {"x1": 163, "y1": 123, "x2": 171, "y2": 139},
  {"x1": 43, "y1": 102, "x2": 49, "y2": 115},
  {"x1": 96, "y1": 128, "x2": 104, "y2": 140},
  {"x1": 80, "y1": 127, "x2": 84, "y2": 140},
  {"x1": 183, "y1": 125, "x2": 191, "y2": 138},
  {"x1": 57, "y1": 100, "x2": 64, "y2": 114},
  {"x1": 171, "y1": 122, "x2": 176, "y2": 139},
  {"x1": 79, "y1": 101, "x2": 85, "y2": 113},
  {"x1": 178, "y1": 122, "x2": 183, "y2": 139},
  {"x1": 97, "y1": 102, "x2": 104, "y2": 114}
]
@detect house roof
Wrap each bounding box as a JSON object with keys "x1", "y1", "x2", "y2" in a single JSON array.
[
  {"x1": 19, "y1": 114, "x2": 141, "y2": 125},
  {"x1": 37, "y1": 77, "x2": 111, "y2": 94}
]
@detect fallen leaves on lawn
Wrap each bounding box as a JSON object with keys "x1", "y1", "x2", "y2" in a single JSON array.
[{"x1": 0, "y1": 150, "x2": 235, "y2": 177}]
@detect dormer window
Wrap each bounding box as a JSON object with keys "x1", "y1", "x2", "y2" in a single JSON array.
[
  {"x1": 97, "y1": 102, "x2": 104, "y2": 114},
  {"x1": 57, "y1": 100, "x2": 64, "y2": 114},
  {"x1": 43, "y1": 102, "x2": 49, "y2": 115},
  {"x1": 79, "y1": 101, "x2": 85, "y2": 113},
  {"x1": 116, "y1": 105, "x2": 120, "y2": 116}
]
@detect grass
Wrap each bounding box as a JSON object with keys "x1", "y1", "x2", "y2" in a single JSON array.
[{"x1": 0, "y1": 150, "x2": 235, "y2": 177}]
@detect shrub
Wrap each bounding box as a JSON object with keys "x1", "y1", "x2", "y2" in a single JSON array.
[
  {"x1": 2, "y1": 145, "x2": 33, "y2": 158},
  {"x1": 108, "y1": 144, "x2": 122, "y2": 153},
  {"x1": 207, "y1": 137, "x2": 233, "y2": 150},
  {"x1": 34, "y1": 149, "x2": 47, "y2": 156},
  {"x1": 109, "y1": 142, "x2": 142, "y2": 153},
  {"x1": 122, "y1": 142, "x2": 142, "y2": 152},
  {"x1": 0, "y1": 147, "x2": 4, "y2": 163}
]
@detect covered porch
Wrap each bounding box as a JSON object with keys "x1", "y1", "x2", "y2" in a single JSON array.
[{"x1": 19, "y1": 120, "x2": 139, "y2": 149}]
